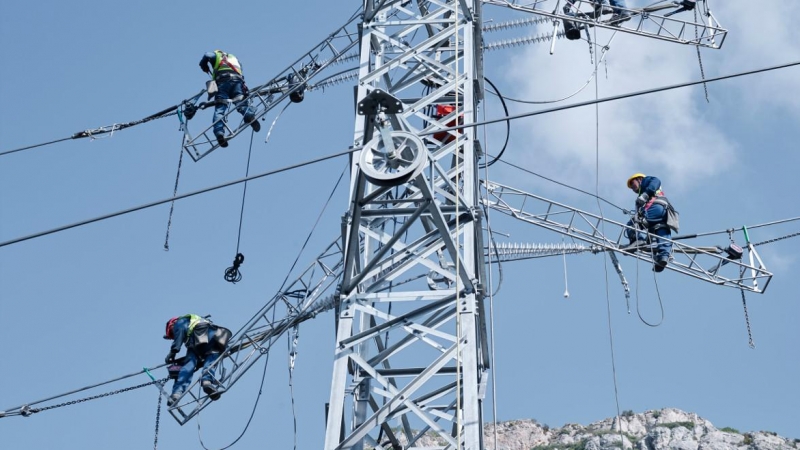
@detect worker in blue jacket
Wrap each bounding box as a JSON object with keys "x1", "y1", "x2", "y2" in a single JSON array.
[
  {"x1": 164, "y1": 314, "x2": 231, "y2": 406},
  {"x1": 199, "y1": 50, "x2": 261, "y2": 148},
  {"x1": 623, "y1": 173, "x2": 679, "y2": 272}
]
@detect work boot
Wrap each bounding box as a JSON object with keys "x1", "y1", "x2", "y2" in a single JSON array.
[
  {"x1": 201, "y1": 380, "x2": 222, "y2": 401},
  {"x1": 653, "y1": 256, "x2": 669, "y2": 273},
  {"x1": 215, "y1": 134, "x2": 228, "y2": 148},
  {"x1": 244, "y1": 115, "x2": 261, "y2": 132},
  {"x1": 167, "y1": 393, "x2": 181, "y2": 407}
]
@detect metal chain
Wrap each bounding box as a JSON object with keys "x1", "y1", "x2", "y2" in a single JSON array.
[
  {"x1": 164, "y1": 131, "x2": 187, "y2": 251},
  {"x1": 153, "y1": 382, "x2": 164, "y2": 450},
  {"x1": 694, "y1": 8, "x2": 709, "y2": 102},
  {"x1": 739, "y1": 266, "x2": 756, "y2": 349},
  {"x1": 752, "y1": 231, "x2": 800, "y2": 247},
  {"x1": 21, "y1": 378, "x2": 168, "y2": 417}
]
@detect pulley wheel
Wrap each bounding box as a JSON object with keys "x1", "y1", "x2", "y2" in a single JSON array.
[{"x1": 360, "y1": 131, "x2": 427, "y2": 187}]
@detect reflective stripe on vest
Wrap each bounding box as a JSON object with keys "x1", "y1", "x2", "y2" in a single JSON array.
[
  {"x1": 181, "y1": 314, "x2": 208, "y2": 335},
  {"x1": 212, "y1": 51, "x2": 242, "y2": 77}
]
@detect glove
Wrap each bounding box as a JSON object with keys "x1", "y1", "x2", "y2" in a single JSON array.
[
  {"x1": 165, "y1": 351, "x2": 177, "y2": 364},
  {"x1": 635, "y1": 193, "x2": 650, "y2": 208},
  {"x1": 635, "y1": 213, "x2": 649, "y2": 229}
]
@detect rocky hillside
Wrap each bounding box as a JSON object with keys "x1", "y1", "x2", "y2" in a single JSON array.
[{"x1": 478, "y1": 408, "x2": 797, "y2": 450}]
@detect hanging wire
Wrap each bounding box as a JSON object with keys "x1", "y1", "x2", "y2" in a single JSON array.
[
  {"x1": 491, "y1": 156, "x2": 628, "y2": 212},
  {"x1": 481, "y1": 79, "x2": 501, "y2": 450},
  {"x1": 589, "y1": 20, "x2": 625, "y2": 446},
  {"x1": 694, "y1": 7, "x2": 710, "y2": 102},
  {"x1": 738, "y1": 266, "x2": 756, "y2": 349},
  {"x1": 561, "y1": 235, "x2": 571, "y2": 299},
  {"x1": 479, "y1": 77, "x2": 510, "y2": 168},
  {"x1": 288, "y1": 326, "x2": 300, "y2": 450},
  {"x1": 224, "y1": 131, "x2": 257, "y2": 284},
  {"x1": 6, "y1": 62, "x2": 800, "y2": 250},
  {"x1": 485, "y1": 32, "x2": 617, "y2": 105},
  {"x1": 153, "y1": 383, "x2": 164, "y2": 450},
  {"x1": 196, "y1": 334, "x2": 274, "y2": 450},
  {"x1": 164, "y1": 108, "x2": 189, "y2": 251}
]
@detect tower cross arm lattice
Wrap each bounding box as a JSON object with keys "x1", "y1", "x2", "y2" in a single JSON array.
[
  {"x1": 181, "y1": 7, "x2": 364, "y2": 162},
  {"x1": 482, "y1": 0, "x2": 727, "y2": 49},
  {"x1": 165, "y1": 238, "x2": 345, "y2": 424},
  {"x1": 483, "y1": 180, "x2": 772, "y2": 293}
]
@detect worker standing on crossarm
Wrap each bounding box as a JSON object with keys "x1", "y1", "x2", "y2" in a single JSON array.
[
  {"x1": 199, "y1": 50, "x2": 261, "y2": 148},
  {"x1": 164, "y1": 314, "x2": 232, "y2": 406},
  {"x1": 623, "y1": 173, "x2": 680, "y2": 272}
]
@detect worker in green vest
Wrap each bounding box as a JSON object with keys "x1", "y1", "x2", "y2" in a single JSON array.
[
  {"x1": 164, "y1": 314, "x2": 231, "y2": 406},
  {"x1": 199, "y1": 50, "x2": 261, "y2": 147}
]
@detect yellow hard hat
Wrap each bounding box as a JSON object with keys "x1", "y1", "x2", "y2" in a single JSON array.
[{"x1": 626, "y1": 173, "x2": 645, "y2": 189}]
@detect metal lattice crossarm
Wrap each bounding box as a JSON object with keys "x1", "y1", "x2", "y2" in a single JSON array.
[
  {"x1": 181, "y1": 7, "x2": 363, "y2": 162},
  {"x1": 483, "y1": 180, "x2": 772, "y2": 293},
  {"x1": 166, "y1": 238, "x2": 345, "y2": 424},
  {"x1": 482, "y1": 0, "x2": 727, "y2": 49}
]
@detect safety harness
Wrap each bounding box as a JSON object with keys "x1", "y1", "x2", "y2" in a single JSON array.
[
  {"x1": 642, "y1": 191, "x2": 680, "y2": 233},
  {"x1": 213, "y1": 51, "x2": 243, "y2": 78}
]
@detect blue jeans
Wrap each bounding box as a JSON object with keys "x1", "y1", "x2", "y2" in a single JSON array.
[
  {"x1": 626, "y1": 202, "x2": 672, "y2": 260},
  {"x1": 601, "y1": 0, "x2": 627, "y2": 13},
  {"x1": 212, "y1": 78, "x2": 255, "y2": 137},
  {"x1": 171, "y1": 351, "x2": 221, "y2": 395}
]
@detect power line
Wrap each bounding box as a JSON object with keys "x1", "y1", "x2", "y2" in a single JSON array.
[
  {"x1": 0, "y1": 147, "x2": 358, "y2": 249},
  {"x1": 4, "y1": 61, "x2": 800, "y2": 249},
  {"x1": 423, "y1": 59, "x2": 800, "y2": 137},
  {"x1": 0, "y1": 100, "x2": 193, "y2": 158},
  {"x1": 493, "y1": 156, "x2": 627, "y2": 212}
]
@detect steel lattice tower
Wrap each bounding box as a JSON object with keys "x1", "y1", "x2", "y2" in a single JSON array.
[{"x1": 325, "y1": 1, "x2": 488, "y2": 449}]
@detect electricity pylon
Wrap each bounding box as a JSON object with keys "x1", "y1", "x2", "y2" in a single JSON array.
[{"x1": 325, "y1": 1, "x2": 489, "y2": 449}]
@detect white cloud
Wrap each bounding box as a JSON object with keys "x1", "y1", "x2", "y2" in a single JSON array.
[{"x1": 491, "y1": 1, "x2": 796, "y2": 205}]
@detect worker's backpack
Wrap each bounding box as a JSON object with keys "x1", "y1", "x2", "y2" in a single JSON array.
[{"x1": 189, "y1": 322, "x2": 232, "y2": 354}]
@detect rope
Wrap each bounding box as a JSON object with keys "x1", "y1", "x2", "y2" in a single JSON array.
[
  {"x1": 224, "y1": 131, "x2": 257, "y2": 283},
  {"x1": 276, "y1": 164, "x2": 347, "y2": 293},
  {"x1": 590, "y1": 20, "x2": 625, "y2": 446},
  {"x1": 197, "y1": 335, "x2": 274, "y2": 450},
  {"x1": 632, "y1": 245, "x2": 666, "y2": 328}
]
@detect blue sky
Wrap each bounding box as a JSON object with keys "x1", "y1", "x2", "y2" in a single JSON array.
[{"x1": 1, "y1": 1, "x2": 798, "y2": 449}]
